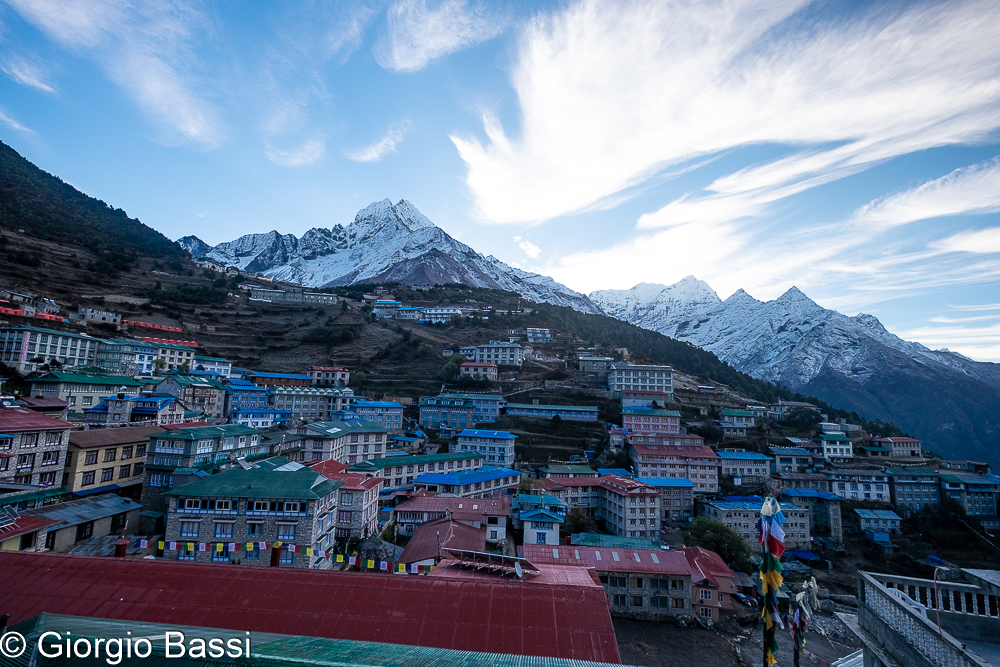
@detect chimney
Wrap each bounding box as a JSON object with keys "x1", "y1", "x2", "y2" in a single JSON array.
[{"x1": 113, "y1": 538, "x2": 129, "y2": 557}]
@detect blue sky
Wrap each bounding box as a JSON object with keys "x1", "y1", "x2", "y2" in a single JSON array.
[{"x1": 2, "y1": 0, "x2": 1000, "y2": 360}]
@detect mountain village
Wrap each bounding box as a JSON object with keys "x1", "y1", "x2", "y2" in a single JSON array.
[{"x1": 1, "y1": 264, "x2": 999, "y2": 667}]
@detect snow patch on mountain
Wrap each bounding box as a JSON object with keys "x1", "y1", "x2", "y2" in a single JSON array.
[{"x1": 178, "y1": 199, "x2": 599, "y2": 313}]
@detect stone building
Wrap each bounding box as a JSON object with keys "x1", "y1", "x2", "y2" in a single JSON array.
[
  {"x1": 697, "y1": 498, "x2": 811, "y2": 549},
  {"x1": 163, "y1": 457, "x2": 340, "y2": 568},
  {"x1": 0, "y1": 408, "x2": 72, "y2": 487}
]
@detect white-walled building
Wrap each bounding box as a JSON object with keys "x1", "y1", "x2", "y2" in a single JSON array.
[{"x1": 609, "y1": 363, "x2": 673, "y2": 399}]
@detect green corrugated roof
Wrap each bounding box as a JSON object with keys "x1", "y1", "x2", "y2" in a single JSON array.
[
  {"x1": 541, "y1": 464, "x2": 595, "y2": 474},
  {"x1": 152, "y1": 423, "x2": 260, "y2": 441},
  {"x1": 164, "y1": 456, "x2": 341, "y2": 499},
  {"x1": 347, "y1": 451, "x2": 484, "y2": 472},
  {"x1": 30, "y1": 371, "x2": 143, "y2": 386},
  {"x1": 506, "y1": 403, "x2": 598, "y2": 412},
  {"x1": 817, "y1": 433, "x2": 851, "y2": 442},
  {"x1": 571, "y1": 533, "x2": 661, "y2": 549}
]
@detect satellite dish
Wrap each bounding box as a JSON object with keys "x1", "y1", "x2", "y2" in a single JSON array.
[{"x1": 515, "y1": 562, "x2": 523, "y2": 579}]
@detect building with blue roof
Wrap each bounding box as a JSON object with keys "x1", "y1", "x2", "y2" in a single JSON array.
[
  {"x1": 851, "y1": 508, "x2": 901, "y2": 536},
  {"x1": 637, "y1": 477, "x2": 695, "y2": 526},
  {"x1": 247, "y1": 371, "x2": 312, "y2": 387},
  {"x1": 768, "y1": 446, "x2": 817, "y2": 474},
  {"x1": 455, "y1": 428, "x2": 517, "y2": 466},
  {"x1": 411, "y1": 465, "x2": 521, "y2": 498},
  {"x1": 84, "y1": 393, "x2": 186, "y2": 426},
  {"x1": 698, "y1": 497, "x2": 812, "y2": 549},
  {"x1": 511, "y1": 494, "x2": 567, "y2": 527},
  {"x1": 522, "y1": 508, "x2": 563, "y2": 545},
  {"x1": 230, "y1": 407, "x2": 292, "y2": 429},
  {"x1": 781, "y1": 488, "x2": 843, "y2": 543},
  {"x1": 716, "y1": 449, "x2": 772, "y2": 485},
  {"x1": 597, "y1": 468, "x2": 634, "y2": 478},
  {"x1": 224, "y1": 380, "x2": 269, "y2": 416}
]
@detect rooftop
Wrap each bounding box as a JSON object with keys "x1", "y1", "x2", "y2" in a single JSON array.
[
  {"x1": 541, "y1": 464, "x2": 596, "y2": 474},
  {"x1": 29, "y1": 371, "x2": 144, "y2": 386},
  {"x1": 621, "y1": 407, "x2": 681, "y2": 417},
  {"x1": 0, "y1": 552, "x2": 622, "y2": 663},
  {"x1": 69, "y1": 425, "x2": 166, "y2": 449},
  {"x1": 151, "y1": 423, "x2": 260, "y2": 441},
  {"x1": 457, "y1": 429, "x2": 516, "y2": 439},
  {"x1": 0, "y1": 408, "x2": 71, "y2": 432},
  {"x1": 164, "y1": 457, "x2": 342, "y2": 500},
  {"x1": 412, "y1": 465, "x2": 520, "y2": 487},
  {"x1": 348, "y1": 451, "x2": 484, "y2": 472},
  {"x1": 853, "y1": 509, "x2": 902, "y2": 520},
  {"x1": 398, "y1": 516, "x2": 487, "y2": 564},
  {"x1": 635, "y1": 477, "x2": 696, "y2": 488},
  {"x1": 395, "y1": 495, "x2": 511, "y2": 519},
  {"x1": 716, "y1": 451, "x2": 772, "y2": 460},
  {"x1": 570, "y1": 533, "x2": 660, "y2": 549},
  {"x1": 781, "y1": 489, "x2": 841, "y2": 501},
  {"x1": 506, "y1": 403, "x2": 599, "y2": 412},
  {"x1": 24, "y1": 494, "x2": 142, "y2": 528}
]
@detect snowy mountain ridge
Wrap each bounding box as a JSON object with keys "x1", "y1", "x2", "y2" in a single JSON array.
[{"x1": 178, "y1": 199, "x2": 599, "y2": 313}]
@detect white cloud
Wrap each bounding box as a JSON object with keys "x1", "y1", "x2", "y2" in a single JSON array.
[
  {"x1": 519, "y1": 240, "x2": 541, "y2": 258},
  {"x1": 453, "y1": 0, "x2": 1000, "y2": 224},
  {"x1": 512, "y1": 235, "x2": 522, "y2": 242},
  {"x1": 345, "y1": 120, "x2": 411, "y2": 162},
  {"x1": 0, "y1": 54, "x2": 56, "y2": 93},
  {"x1": 854, "y1": 159, "x2": 1000, "y2": 229},
  {"x1": 895, "y1": 321, "x2": 1000, "y2": 362},
  {"x1": 376, "y1": 0, "x2": 506, "y2": 72},
  {"x1": 5, "y1": 0, "x2": 223, "y2": 146},
  {"x1": 0, "y1": 106, "x2": 32, "y2": 133},
  {"x1": 265, "y1": 137, "x2": 327, "y2": 167},
  {"x1": 931, "y1": 227, "x2": 1000, "y2": 255}
]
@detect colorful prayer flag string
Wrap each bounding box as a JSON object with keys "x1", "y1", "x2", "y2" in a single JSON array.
[{"x1": 758, "y1": 497, "x2": 786, "y2": 666}]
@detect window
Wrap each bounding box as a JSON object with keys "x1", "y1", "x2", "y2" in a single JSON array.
[
  {"x1": 700, "y1": 607, "x2": 713, "y2": 619},
  {"x1": 211, "y1": 545, "x2": 230, "y2": 562},
  {"x1": 338, "y1": 511, "x2": 353, "y2": 523},
  {"x1": 245, "y1": 546, "x2": 260, "y2": 559},
  {"x1": 134, "y1": 463, "x2": 144, "y2": 476},
  {"x1": 700, "y1": 589, "x2": 712, "y2": 600},
  {"x1": 672, "y1": 598, "x2": 685, "y2": 609},
  {"x1": 608, "y1": 575, "x2": 627, "y2": 588},
  {"x1": 81, "y1": 471, "x2": 95, "y2": 486},
  {"x1": 41, "y1": 450, "x2": 59, "y2": 465},
  {"x1": 631, "y1": 596, "x2": 644, "y2": 607},
  {"x1": 103, "y1": 449, "x2": 116, "y2": 462},
  {"x1": 280, "y1": 550, "x2": 293, "y2": 565},
  {"x1": 277, "y1": 524, "x2": 297, "y2": 541},
  {"x1": 180, "y1": 521, "x2": 199, "y2": 538},
  {"x1": 136, "y1": 445, "x2": 146, "y2": 457},
  {"x1": 121, "y1": 446, "x2": 133, "y2": 459},
  {"x1": 184, "y1": 499, "x2": 202, "y2": 510},
  {"x1": 39, "y1": 471, "x2": 56, "y2": 486},
  {"x1": 215, "y1": 500, "x2": 233, "y2": 511},
  {"x1": 178, "y1": 545, "x2": 196, "y2": 561},
  {"x1": 250, "y1": 500, "x2": 269, "y2": 512},
  {"x1": 341, "y1": 492, "x2": 353, "y2": 506},
  {"x1": 20, "y1": 433, "x2": 37, "y2": 448},
  {"x1": 214, "y1": 522, "x2": 234, "y2": 539},
  {"x1": 119, "y1": 464, "x2": 131, "y2": 478},
  {"x1": 110, "y1": 513, "x2": 127, "y2": 534},
  {"x1": 84, "y1": 451, "x2": 98, "y2": 466},
  {"x1": 631, "y1": 577, "x2": 643, "y2": 588},
  {"x1": 613, "y1": 595, "x2": 627, "y2": 607},
  {"x1": 75, "y1": 521, "x2": 94, "y2": 542},
  {"x1": 248, "y1": 522, "x2": 263, "y2": 535}
]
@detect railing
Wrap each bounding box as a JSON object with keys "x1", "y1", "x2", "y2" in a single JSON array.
[
  {"x1": 868, "y1": 572, "x2": 1000, "y2": 620},
  {"x1": 858, "y1": 571, "x2": 993, "y2": 667}
]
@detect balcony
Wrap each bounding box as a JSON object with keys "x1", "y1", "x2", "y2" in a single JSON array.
[{"x1": 855, "y1": 570, "x2": 999, "y2": 667}]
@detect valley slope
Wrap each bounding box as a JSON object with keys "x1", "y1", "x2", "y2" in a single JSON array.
[{"x1": 591, "y1": 278, "x2": 1000, "y2": 466}]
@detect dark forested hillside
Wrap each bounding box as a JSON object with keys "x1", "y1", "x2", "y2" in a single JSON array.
[{"x1": 0, "y1": 141, "x2": 183, "y2": 259}]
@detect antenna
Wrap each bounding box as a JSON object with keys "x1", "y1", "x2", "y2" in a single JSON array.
[{"x1": 514, "y1": 561, "x2": 523, "y2": 579}]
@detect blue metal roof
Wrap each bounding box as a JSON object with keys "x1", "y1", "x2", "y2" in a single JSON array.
[
  {"x1": 717, "y1": 451, "x2": 772, "y2": 460},
  {"x1": 456, "y1": 429, "x2": 516, "y2": 439},
  {"x1": 597, "y1": 468, "x2": 633, "y2": 476},
  {"x1": 354, "y1": 401, "x2": 403, "y2": 408},
  {"x1": 412, "y1": 465, "x2": 520, "y2": 486},
  {"x1": 248, "y1": 372, "x2": 311, "y2": 380},
  {"x1": 521, "y1": 508, "x2": 564, "y2": 522},
  {"x1": 635, "y1": 477, "x2": 695, "y2": 488},
  {"x1": 769, "y1": 447, "x2": 811, "y2": 455},
  {"x1": 854, "y1": 509, "x2": 901, "y2": 520},
  {"x1": 781, "y1": 489, "x2": 841, "y2": 501}
]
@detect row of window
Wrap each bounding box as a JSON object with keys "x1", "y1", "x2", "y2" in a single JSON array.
[{"x1": 81, "y1": 464, "x2": 141, "y2": 485}]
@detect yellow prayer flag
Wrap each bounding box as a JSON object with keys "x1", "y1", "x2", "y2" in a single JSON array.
[
  {"x1": 366, "y1": 559, "x2": 375, "y2": 568},
  {"x1": 215, "y1": 543, "x2": 223, "y2": 552},
  {"x1": 246, "y1": 543, "x2": 253, "y2": 551},
  {"x1": 187, "y1": 543, "x2": 195, "y2": 551},
  {"x1": 336, "y1": 554, "x2": 344, "y2": 562},
  {"x1": 306, "y1": 548, "x2": 313, "y2": 556},
  {"x1": 157, "y1": 541, "x2": 164, "y2": 550},
  {"x1": 273, "y1": 540, "x2": 282, "y2": 549}
]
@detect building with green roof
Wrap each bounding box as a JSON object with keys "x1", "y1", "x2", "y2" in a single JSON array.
[
  {"x1": 155, "y1": 374, "x2": 228, "y2": 420},
  {"x1": 540, "y1": 464, "x2": 598, "y2": 478},
  {"x1": 29, "y1": 370, "x2": 144, "y2": 415},
  {"x1": 163, "y1": 456, "x2": 341, "y2": 568},
  {"x1": 815, "y1": 432, "x2": 854, "y2": 463},
  {"x1": 348, "y1": 451, "x2": 485, "y2": 488},
  {"x1": 0, "y1": 325, "x2": 104, "y2": 373}
]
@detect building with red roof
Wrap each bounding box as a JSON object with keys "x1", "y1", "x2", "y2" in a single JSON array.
[
  {"x1": 521, "y1": 543, "x2": 736, "y2": 623},
  {"x1": 628, "y1": 441, "x2": 720, "y2": 492},
  {"x1": 394, "y1": 494, "x2": 510, "y2": 544},
  {"x1": 535, "y1": 475, "x2": 661, "y2": 540},
  {"x1": 398, "y1": 516, "x2": 487, "y2": 566},
  {"x1": 0, "y1": 407, "x2": 72, "y2": 488},
  {"x1": 0, "y1": 550, "x2": 622, "y2": 663},
  {"x1": 312, "y1": 459, "x2": 385, "y2": 539}
]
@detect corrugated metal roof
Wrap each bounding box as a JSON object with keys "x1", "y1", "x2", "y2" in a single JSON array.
[
  {"x1": 69, "y1": 425, "x2": 166, "y2": 449},
  {"x1": 23, "y1": 494, "x2": 141, "y2": 527},
  {"x1": 0, "y1": 408, "x2": 70, "y2": 432},
  {"x1": 570, "y1": 534, "x2": 661, "y2": 550},
  {"x1": 412, "y1": 465, "x2": 520, "y2": 487},
  {"x1": 348, "y1": 451, "x2": 484, "y2": 472},
  {"x1": 635, "y1": 477, "x2": 695, "y2": 488},
  {"x1": 853, "y1": 509, "x2": 901, "y2": 520},
  {"x1": 163, "y1": 456, "x2": 342, "y2": 500},
  {"x1": 0, "y1": 552, "x2": 622, "y2": 663}
]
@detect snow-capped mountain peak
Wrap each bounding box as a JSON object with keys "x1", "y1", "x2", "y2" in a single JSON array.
[{"x1": 178, "y1": 199, "x2": 599, "y2": 312}]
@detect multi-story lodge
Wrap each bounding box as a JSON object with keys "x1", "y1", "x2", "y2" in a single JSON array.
[
  {"x1": 30, "y1": 371, "x2": 144, "y2": 415},
  {"x1": 0, "y1": 408, "x2": 71, "y2": 487},
  {"x1": 716, "y1": 450, "x2": 772, "y2": 485},
  {"x1": 522, "y1": 544, "x2": 737, "y2": 623},
  {"x1": 939, "y1": 472, "x2": 999, "y2": 518},
  {"x1": 163, "y1": 457, "x2": 341, "y2": 568},
  {"x1": 462, "y1": 341, "x2": 524, "y2": 366},
  {"x1": 418, "y1": 392, "x2": 502, "y2": 430},
  {"x1": 885, "y1": 467, "x2": 940, "y2": 513},
  {"x1": 97, "y1": 339, "x2": 159, "y2": 375},
  {"x1": 274, "y1": 420, "x2": 388, "y2": 465},
  {"x1": 780, "y1": 489, "x2": 843, "y2": 544},
  {"x1": 270, "y1": 386, "x2": 355, "y2": 421},
  {"x1": 578, "y1": 356, "x2": 615, "y2": 375},
  {"x1": 223, "y1": 379, "x2": 270, "y2": 415},
  {"x1": 768, "y1": 446, "x2": 817, "y2": 474},
  {"x1": 0, "y1": 325, "x2": 102, "y2": 373},
  {"x1": 64, "y1": 425, "x2": 162, "y2": 499},
  {"x1": 600, "y1": 475, "x2": 662, "y2": 539},
  {"x1": 140, "y1": 424, "x2": 266, "y2": 511},
  {"x1": 308, "y1": 366, "x2": 350, "y2": 387},
  {"x1": 636, "y1": 477, "x2": 695, "y2": 526},
  {"x1": 827, "y1": 468, "x2": 892, "y2": 503},
  {"x1": 146, "y1": 341, "x2": 197, "y2": 371},
  {"x1": 310, "y1": 460, "x2": 385, "y2": 541},
  {"x1": 393, "y1": 495, "x2": 510, "y2": 544},
  {"x1": 156, "y1": 375, "x2": 227, "y2": 420},
  {"x1": 247, "y1": 372, "x2": 311, "y2": 388},
  {"x1": 629, "y1": 440, "x2": 721, "y2": 492},
  {"x1": 698, "y1": 498, "x2": 811, "y2": 549},
  {"x1": 352, "y1": 400, "x2": 404, "y2": 431},
  {"x1": 193, "y1": 356, "x2": 232, "y2": 377},
  {"x1": 459, "y1": 362, "x2": 498, "y2": 382},
  {"x1": 349, "y1": 451, "x2": 485, "y2": 488},
  {"x1": 609, "y1": 363, "x2": 674, "y2": 399},
  {"x1": 504, "y1": 403, "x2": 599, "y2": 421},
  {"x1": 84, "y1": 393, "x2": 187, "y2": 426},
  {"x1": 815, "y1": 433, "x2": 854, "y2": 463},
  {"x1": 455, "y1": 429, "x2": 517, "y2": 466},
  {"x1": 872, "y1": 436, "x2": 923, "y2": 458},
  {"x1": 411, "y1": 465, "x2": 520, "y2": 498},
  {"x1": 622, "y1": 407, "x2": 681, "y2": 435}
]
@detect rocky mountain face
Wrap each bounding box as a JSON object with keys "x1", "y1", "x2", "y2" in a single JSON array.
[
  {"x1": 181, "y1": 199, "x2": 599, "y2": 313},
  {"x1": 591, "y1": 277, "x2": 1000, "y2": 466}
]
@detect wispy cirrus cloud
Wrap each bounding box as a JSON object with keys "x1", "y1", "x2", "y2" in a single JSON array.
[
  {"x1": 265, "y1": 137, "x2": 327, "y2": 167},
  {"x1": 0, "y1": 105, "x2": 32, "y2": 133},
  {"x1": 0, "y1": 54, "x2": 57, "y2": 93},
  {"x1": 5, "y1": 0, "x2": 223, "y2": 146},
  {"x1": 453, "y1": 0, "x2": 1000, "y2": 224},
  {"x1": 345, "y1": 120, "x2": 411, "y2": 162},
  {"x1": 376, "y1": 0, "x2": 507, "y2": 72}
]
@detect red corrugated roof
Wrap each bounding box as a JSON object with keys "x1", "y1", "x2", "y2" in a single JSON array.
[
  {"x1": 629, "y1": 442, "x2": 718, "y2": 459},
  {"x1": 395, "y1": 494, "x2": 510, "y2": 520},
  {"x1": 681, "y1": 546, "x2": 736, "y2": 590},
  {"x1": 69, "y1": 425, "x2": 166, "y2": 449},
  {"x1": 0, "y1": 551, "x2": 621, "y2": 663},
  {"x1": 522, "y1": 544, "x2": 695, "y2": 576},
  {"x1": 310, "y1": 460, "x2": 384, "y2": 491},
  {"x1": 0, "y1": 515, "x2": 57, "y2": 539},
  {"x1": 0, "y1": 408, "x2": 70, "y2": 432},
  {"x1": 17, "y1": 396, "x2": 69, "y2": 409},
  {"x1": 309, "y1": 459, "x2": 349, "y2": 476},
  {"x1": 430, "y1": 559, "x2": 605, "y2": 589},
  {"x1": 398, "y1": 517, "x2": 487, "y2": 565}
]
